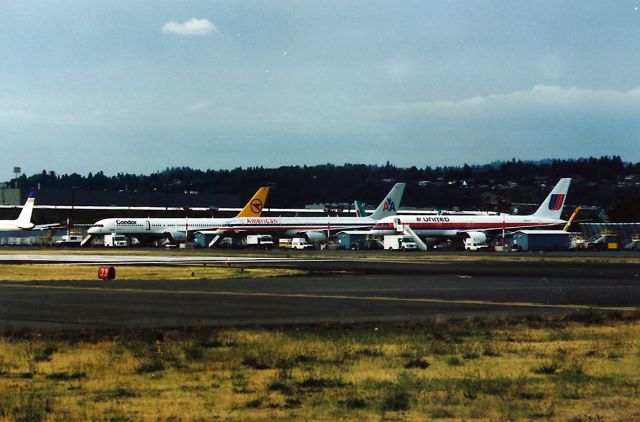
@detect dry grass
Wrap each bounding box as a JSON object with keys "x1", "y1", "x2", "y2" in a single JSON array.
[
  {"x1": 0, "y1": 264, "x2": 305, "y2": 281},
  {"x1": 1, "y1": 316, "x2": 639, "y2": 420}
]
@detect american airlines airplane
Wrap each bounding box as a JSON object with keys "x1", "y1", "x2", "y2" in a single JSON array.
[
  {"x1": 210, "y1": 183, "x2": 406, "y2": 244},
  {"x1": 0, "y1": 192, "x2": 36, "y2": 231},
  {"x1": 87, "y1": 187, "x2": 270, "y2": 244},
  {"x1": 371, "y1": 178, "x2": 571, "y2": 246}
]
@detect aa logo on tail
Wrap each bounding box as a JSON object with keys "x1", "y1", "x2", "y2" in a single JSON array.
[
  {"x1": 548, "y1": 194, "x2": 565, "y2": 211},
  {"x1": 383, "y1": 198, "x2": 396, "y2": 212}
]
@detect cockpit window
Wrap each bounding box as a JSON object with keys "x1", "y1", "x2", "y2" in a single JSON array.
[{"x1": 92, "y1": 224, "x2": 104, "y2": 228}]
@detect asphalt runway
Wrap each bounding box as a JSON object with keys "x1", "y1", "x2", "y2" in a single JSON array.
[{"x1": 1, "y1": 262, "x2": 639, "y2": 329}]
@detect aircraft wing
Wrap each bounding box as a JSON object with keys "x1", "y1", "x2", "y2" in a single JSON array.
[{"x1": 33, "y1": 223, "x2": 65, "y2": 230}]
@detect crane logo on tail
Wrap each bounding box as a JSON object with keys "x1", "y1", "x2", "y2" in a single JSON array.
[
  {"x1": 548, "y1": 194, "x2": 565, "y2": 211},
  {"x1": 250, "y1": 199, "x2": 263, "y2": 213},
  {"x1": 383, "y1": 198, "x2": 396, "y2": 212}
]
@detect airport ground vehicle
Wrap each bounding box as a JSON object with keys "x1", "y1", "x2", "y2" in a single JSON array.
[
  {"x1": 55, "y1": 234, "x2": 84, "y2": 247},
  {"x1": 279, "y1": 238, "x2": 293, "y2": 248},
  {"x1": 464, "y1": 236, "x2": 489, "y2": 251},
  {"x1": 104, "y1": 233, "x2": 127, "y2": 247},
  {"x1": 292, "y1": 237, "x2": 315, "y2": 250},
  {"x1": 384, "y1": 235, "x2": 417, "y2": 251},
  {"x1": 245, "y1": 235, "x2": 274, "y2": 249},
  {"x1": 337, "y1": 230, "x2": 384, "y2": 250}
]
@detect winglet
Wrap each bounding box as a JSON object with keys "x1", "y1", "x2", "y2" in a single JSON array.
[
  {"x1": 235, "y1": 187, "x2": 270, "y2": 217},
  {"x1": 369, "y1": 183, "x2": 406, "y2": 220}
]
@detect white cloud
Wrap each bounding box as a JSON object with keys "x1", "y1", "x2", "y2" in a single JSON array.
[
  {"x1": 375, "y1": 85, "x2": 640, "y2": 116},
  {"x1": 161, "y1": 18, "x2": 217, "y2": 36}
]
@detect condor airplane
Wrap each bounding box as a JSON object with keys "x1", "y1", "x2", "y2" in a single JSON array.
[
  {"x1": 209, "y1": 183, "x2": 406, "y2": 244},
  {"x1": 371, "y1": 178, "x2": 571, "y2": 246},
  {"x1": 0, "y1": 192, "x2": 36, "y2": 231},
  {"x1": 87, "y1": 187, "x2": 270, "y2": 244}
]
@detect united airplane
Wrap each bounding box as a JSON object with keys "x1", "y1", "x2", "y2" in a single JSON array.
[
  {"x1": 87, "y1": 187, "x2": 270, "y2": 244},
  {"x1": 209, "y1": 183, "x2": 406, "y2": 244},
  {"x1": 371, "y1": 178, "x2": 571, "y2": 246},
  {"x1": 0, "y1": 192, "x2": 36, "y2": 231}
]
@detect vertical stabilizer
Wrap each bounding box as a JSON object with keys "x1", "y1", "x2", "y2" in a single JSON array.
[
  {"x1": 354, "y1": 200, "x2": 367, "y2": 217},
  {"x1": 532, "y1": 178, "x2": 571, "y2": 220},
  {"x1": 236, "y1": 187, "x2": 270, "y2": 217},
  {"x1": 16, "y1": 192, "x2": 36, "y2": 227},
  {"x1": 369, "y1": 183, "x2": 406, "y2": 220}
]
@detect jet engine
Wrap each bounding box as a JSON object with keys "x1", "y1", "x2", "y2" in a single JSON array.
[
  {"x1": 465, "y1": 231, "x2": 487, "y2": 244},
  {"x1": 304, "y1": 231, "x2": 327, "y2": 243},
  {"x1": 165, "y1": 231, "x2": 187, "y2": 243}
]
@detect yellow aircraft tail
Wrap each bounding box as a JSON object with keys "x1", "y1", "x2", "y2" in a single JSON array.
[{"x1": 236, "y1": 187, "x2": 270, "y2": 217}]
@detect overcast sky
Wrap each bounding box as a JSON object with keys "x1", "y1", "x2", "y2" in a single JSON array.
[{"x1": 2, "y1": 0, "x2": 640, "y2": 181}]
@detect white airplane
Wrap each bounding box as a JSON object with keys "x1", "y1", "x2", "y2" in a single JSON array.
[
  {"x1": 210, "y1": 183, "x2": 406, "y2": 244},
  {"x1": 87, "y1": 187, "x2": 270, "y2": 244},
  {"x1": 370, "y1": 178, "x2": 572, "y2": 246},
  {"x1": 0, "y1": 192, "x2": 36, "y2": 231}
]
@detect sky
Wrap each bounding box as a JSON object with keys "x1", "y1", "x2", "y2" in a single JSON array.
[{"x1": 2, "y1": 0, "x2": 640, "y2": 181}]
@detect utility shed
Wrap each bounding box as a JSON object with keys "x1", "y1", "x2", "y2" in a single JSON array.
[
  {"x1": 512, "y1": 230, "x2": 572, "y2": 251},
  {"x1": 194, "y1": 231, "x2": 217, "y2": 248}
]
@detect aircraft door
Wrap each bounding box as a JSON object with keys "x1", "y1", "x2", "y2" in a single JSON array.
[{"x1": 145, "y1": 220, "x2": 151, "y2": 231}]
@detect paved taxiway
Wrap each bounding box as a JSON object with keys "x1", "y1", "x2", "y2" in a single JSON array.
[{"x1": 1, "y1": 259, "x2": 639, "y2": 329}]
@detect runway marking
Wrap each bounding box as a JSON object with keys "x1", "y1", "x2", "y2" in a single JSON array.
[{"x1": 1, "y1": 283, "x2": 637, "y2": 313}]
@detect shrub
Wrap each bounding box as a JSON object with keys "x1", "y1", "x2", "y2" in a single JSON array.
[
  {"x1": 298, "y1": 375, "x2": 347, "y2": 392},
  {"x1": 533, "y1": 362, "x2": 559, "y2": 375},
  {"x1": 404, "y1": 357, "x2": 431, "y2": 369},
  {"x1": 342, "y1": 397, "x2": 368, "y2": 409},
  {"x1": 33, "y1": 342, "x2": 59, "y2": 362},
  {"x1": 241, "y1": 356, "x2": 271, "y2": 370},
  {"x1": 136, "y1": 357, "x2": 164, "y2": 374},
  {"x1": 184, "y1": 342, "x2": 204, "y2": 360},
  {"x1": 245, "y1": 398, "x2": 262, "y2": 408},
  {"x1": 381, "y1": 388, "x2": 410, "y2": 411},
  {"x1": 446, "y1": 356, "x2": 462, "y2": 366}
]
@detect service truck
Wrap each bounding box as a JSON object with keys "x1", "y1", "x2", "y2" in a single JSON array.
[
  {"x1": 245, "y1": 234, "x2": 274, "y2": 249},
  {"x1": 104, "y1": 233, "x2": 127, "y2": 247},
  {"x1": 463, "y1": 237, "x2": 489, "y2": 251},
  {"x1": 292, "y1": 237, "x2": 315, "y2": 250},
  {"x1": 55, "y1": 234, "x2": 84, "y2": 247},
  {"x1": 384, "y1": 235, "x2": 418, "y2": 251}
]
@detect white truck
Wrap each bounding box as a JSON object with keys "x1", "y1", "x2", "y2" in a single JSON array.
[
  {"x1": 463, "y1": 237, "x2": 489, "y2": 251},
  {"x1": 292, "y1": 237, "x2": 315, "y2": 250},
  {"x1": 104, "y1": 233, "x2": 127, "y2": 247},
  {"x1": 384, "y1": 235, "x2": 418, "y2": 251},
  {"x1": 245, "y1": 234, "x2": 275, "y2": 249},
  {"x1": 55, "y1": 234, "x2": 84, "y2": 247}
]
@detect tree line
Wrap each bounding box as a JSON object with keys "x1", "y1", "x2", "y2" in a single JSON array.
[{"x1": 8, "y1": 156, "x2": 640, "y2": 221}]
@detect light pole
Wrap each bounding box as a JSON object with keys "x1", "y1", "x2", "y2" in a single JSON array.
[{"x1": 183, "y1": 207, "x2": 190, "y2": 245}]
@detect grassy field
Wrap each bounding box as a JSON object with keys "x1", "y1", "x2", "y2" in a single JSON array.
[
  {"x1": 0, "y1": 264, "x2": 305, "y2": 282},
  {"x1": 1, "y1": 314, "x2": 639, "y2": 421}
]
